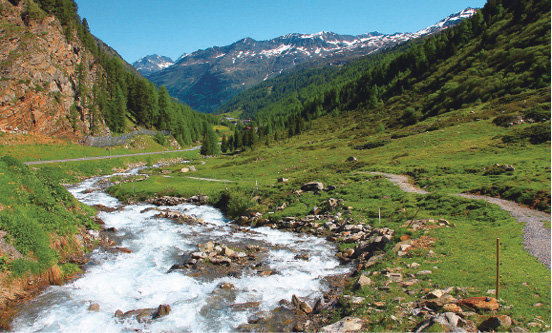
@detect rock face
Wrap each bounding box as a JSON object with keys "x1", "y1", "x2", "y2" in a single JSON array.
[{"x1": 0, "y1": 1, "x2": 108, "y2": 139}]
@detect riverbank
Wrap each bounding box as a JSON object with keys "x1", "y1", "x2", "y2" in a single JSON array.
[{"x1": 0, "y1": 227, "x2": 110, "y2": 330}]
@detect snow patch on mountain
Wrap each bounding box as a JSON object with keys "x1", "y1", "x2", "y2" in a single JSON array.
[{"x1": 132, "y1": 54, "x2": 175, "y2": 76}]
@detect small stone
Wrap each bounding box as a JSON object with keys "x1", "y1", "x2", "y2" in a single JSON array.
[
  {"x1": 277, "y1": 177, "x2": 289, "y2": 183},
  {"x1": 88, "y1": 303, "x2": 100, "y2": 312},
  {"x1": 427, "y1": 289, "x2": 444, "y2": 299},
  {"x1": 222, "y1": 246, "x2": 235, "y2": 257},
  {"x1": 534, "y1": 302, "x2": 544, "y2": 307},
  {"x1": 232, "y1": 302, "x2": 261, "y2": 310},
  {"x1": 301, "y1": 182, "x2": 324, "y2": 192},
  {"x1": 48, "y1": 265, "x2": 63, "y2": 286},
  {"x1": 400, "y1": 234, "x2": 411, "y2": 241},
  {"x1": 442, "y1": 303, "x2": 462, "y2": 313},
  {"x1": 349, "y1": 296, "x2": 365, "y2": 305},
  {"x1": 115, "y1": 247, "x2": 132, "y2": 253},
  {"x1": 153, "y1": 304, "x2": 171, "y2": 319},
  {"x1": 355, "y1": 275, "x2": 372, "y2": 289},
  {"x1": 417, "y1": 270, "x2": 433, "y2": 276},
  {"x1": 114, "y1": 309, "x2": 123, "y2": 317},
  {"x1": 344, "y1": 248, "x2": 355, "y2": 257},
  {"x1": 478, "y1": 315, "x2": 512, "y2": 331},
  {"x1": 407, "y1": 262, "x2": 420, "y2": 268},
  {"x1": 292, "y1": 294, "x2": 313, "y2": 314},
  {"x1": 320, "y1": 317, "x2": 364, "y2": 333},
  {"x1": 218, "y1": 282, "x2": 235, "y2": 290},
  {"x1": 259, "y1": 270, "x2": 272, "y2": 276},
  {"x1": 457, "y1": 297, "x2": 499, "y2": 311},
  {"x1": 346, "y1": 156, "x2": 358, "y2": 162},
  {"x1": 373, "y1": 301, "x2": 386, "y2": 308}
]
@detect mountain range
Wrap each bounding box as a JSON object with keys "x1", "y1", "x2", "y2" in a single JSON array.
[{"x1": 133, "y1": 8, "x2": 476, "y2": 113}]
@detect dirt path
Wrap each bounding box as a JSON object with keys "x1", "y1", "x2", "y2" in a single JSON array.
[
  {"x1": 371, "y1": 172, "x2": 551, "y2": 269},
  {"x1": 23, "y1": 147, "x2": 200, "y2": 165},
  {"x1": 370, "y1": 172, "x2": 429, "y2": 194},
  {"x1": 185, "y1": 176, "x2": 234, "y2": 183}
]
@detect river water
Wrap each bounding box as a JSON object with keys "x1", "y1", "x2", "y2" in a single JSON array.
[{"x1": 11, "y1": 168, "x2": 347, "y2": 332}]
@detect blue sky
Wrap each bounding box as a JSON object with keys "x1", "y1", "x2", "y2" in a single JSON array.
[{"x1": 75, "y1": 0, "x2": 486, "y2": 63}]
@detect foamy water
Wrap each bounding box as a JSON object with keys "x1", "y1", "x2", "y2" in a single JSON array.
[{"x1": 11, "y1": 168, "x2": 347, "y2": 332}]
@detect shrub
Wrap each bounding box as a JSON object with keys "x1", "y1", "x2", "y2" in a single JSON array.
[
  {"x1": 153, "y1": 132, "x2": 167, "y2": 146},
  {"x1": 215, "y1": 190, "x2": 252, "y2": 218},
  {"x1": 523, "y1": 108, "x2": 551, "y2": 123},
  {"x1": 21, "y1": 1, "x2": 45, "y2": 25},
  {"x1": 492, "y1": 114, "x2": 521, "y2": 127},
  {"x1": 354, "y1": 139, "x2": 389, "y2": 150},
  {"x1": 400, "y1": 107, "x2": 422, "y2": 126},
  {"x1": 502, "y1": 121, "x2": 551, "y2": 144}
]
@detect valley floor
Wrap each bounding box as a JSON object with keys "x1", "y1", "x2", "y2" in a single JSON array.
[{"x1": 102, "y1": 109, "x2": 550, "y2": 331}]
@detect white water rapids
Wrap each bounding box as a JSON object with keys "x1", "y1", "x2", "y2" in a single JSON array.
[{"x1": 11, "y1": 168, "x2": 348, "y2": 332}]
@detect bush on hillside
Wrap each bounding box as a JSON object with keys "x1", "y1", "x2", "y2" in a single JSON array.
[
  {"x1": 153, "y1": 132, "x2": 166, "y2": 146},
  {"x1": 523, "y1": 108, "x2": 551, "y2": 122},
  {"x1": 400, "y1": 107, "x2": 422, "y2": 126},
  {"x1": 492, "y1": 114, "x2": 522, "y2": 127},
  {"x1": 502, "y1": 121, "x2": 551, "y2": 144}
]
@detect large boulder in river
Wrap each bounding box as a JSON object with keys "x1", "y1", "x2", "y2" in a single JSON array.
[{"x1": 301, "y1": 182, "x2": 324, "y2": 192}]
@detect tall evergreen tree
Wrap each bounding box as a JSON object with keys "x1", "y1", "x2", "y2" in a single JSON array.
[
  {"x1": 221, "y1": 135, "x2": 228, "y2": 153},
  {"x1": 200, "y1": 122, "x2": 219, "y2": 156},
  {"x1": 157, "y1": 86, "x2": 173, "y2": 130}
]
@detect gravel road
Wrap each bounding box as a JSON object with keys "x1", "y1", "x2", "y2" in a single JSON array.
[
  {"x1": 371, "y1": 172, "x2": 551, "y2": 269},
  {"x1": 23, "y1": 147, "x2": 200, "y2": 165}
]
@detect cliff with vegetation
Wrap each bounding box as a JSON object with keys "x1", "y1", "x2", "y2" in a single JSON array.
[
  {"x1": 0, "y1": 0, "x2": 107, "y2": 139},
  {"x1": 0, "y1": 0, "x2": 215, "y2": 145}
]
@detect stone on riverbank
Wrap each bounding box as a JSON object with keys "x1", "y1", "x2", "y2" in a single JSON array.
[{"x1": 319, "y1": 317, "x2": 364, "y2": 333}]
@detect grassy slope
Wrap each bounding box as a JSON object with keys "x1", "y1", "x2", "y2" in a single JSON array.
[
  {"x1": 108, "y1": 103, "x2": 550, "y2": 329},
  {"x1": 0, "y1": 156, "x2": 96, "y2": 276},
  {"x1": 0, "y1": 134, "x2": 187, "y2": 163}
]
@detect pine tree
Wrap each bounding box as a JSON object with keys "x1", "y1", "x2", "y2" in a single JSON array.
[
  {"x1": 109, "y1": 84, "x2": 126, "y2": 132},
  {"x1": 200, "y1": 122, "x2": 219, "y2": 156},
  {"x1": 157, "y1": 86, "x2": 173, "y2": 130},
  {"x1": 221, "y1": 135, "x2": 228, "y2": 153}
]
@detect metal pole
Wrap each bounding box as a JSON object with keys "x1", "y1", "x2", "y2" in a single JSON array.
[
  {"x1": 378, "y1": 207, "x2": 381, "y2": 226},
  {"x1": 496, "y1": 238, "x2": 500, "y2": 299}
]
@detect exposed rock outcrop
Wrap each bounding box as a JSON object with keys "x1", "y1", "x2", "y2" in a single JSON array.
[{"x1": 0, "y1": 0, "x2": 108, "y2": 139}]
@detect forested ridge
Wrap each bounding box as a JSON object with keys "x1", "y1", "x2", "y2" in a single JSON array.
[
  {"x1": 221, "y1": 0, "x2": 550, "y2": 152},
  {"x1": 16, "y1": 0, "x2": 217, "y2": 145}
]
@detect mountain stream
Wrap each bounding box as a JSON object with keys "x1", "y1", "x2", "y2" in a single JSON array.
[{"x1": 11, "y1": 167, "x2": 348, "y2": 332}]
